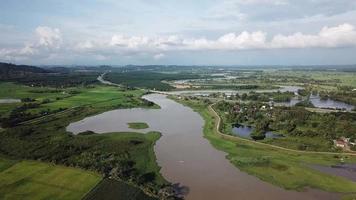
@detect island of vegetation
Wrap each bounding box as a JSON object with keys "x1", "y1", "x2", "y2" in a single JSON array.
[{"x1": 128, "y1": 122, "x2": 150, "y2": 130}]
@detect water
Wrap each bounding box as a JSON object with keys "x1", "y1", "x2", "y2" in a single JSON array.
[
  {"x1": 0, "y1": 98, "x2": 21, "y2": 104},
  {"x1": 310, "y1": 94, "x2": 354, "y2": 111},
  {"x1": 273, "y1": 95, "x2": 354, "y2": 111},
  {"x1": 67, "y1": 94, "x2": 339, "y2": 200},
  {"x1": 310, "y1": 164, "x2": 356, "y2": 182},
  {"x1": 166, "y1": 85, "x2": 302, "y2": 96},
  {"x1": 232, "y1": 124, "x2": 283, "y2": 139}
]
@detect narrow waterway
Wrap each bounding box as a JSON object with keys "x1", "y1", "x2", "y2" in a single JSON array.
[{"x1": 67, "y1": 94, "x2": 339, "y2": 200}]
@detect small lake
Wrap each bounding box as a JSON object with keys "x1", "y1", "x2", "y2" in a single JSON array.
[
  {"x1": 273, "y1": 94, "x2": 354, "y2": 111},
  {"x1": 0, "y1": 98, "x2": 21, "y2": 104},
  {"x1": 67, "y1": 94, "x2": 339, "y2": 200},
  {"x1": 232, "y1": 124, "x2": 283, "y2": 139},
  {"x1": 166, "y1": 85, "x2": 302, "y2": 96}
]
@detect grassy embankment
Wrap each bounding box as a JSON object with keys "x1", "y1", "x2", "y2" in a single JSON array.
[
  {"x1": 173, "y1": 97, "x2": 356, "y2": 197},
  {"x1": 128, "y1": 122, "x2": 149, "y2": 129},
  {"x1": 0, "y1": 82, "x2": 164, "y2": 199}
]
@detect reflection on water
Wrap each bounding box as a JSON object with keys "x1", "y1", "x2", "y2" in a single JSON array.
[
  {"x1": 232, "y1": 124, "x2": 283, "y2": 139},
  {"x1": 166, "y1": 86, "x2": 302, "y2": 96},
  {"x1": 67, "y1": 94, "x2": 340, "y2": 200},
  {"x1": 310, "y1": 164, "x2": 356, "y2": 182},
  {"x1": 310, "y1": 94, "x2": 354, "y2": 111},
  {"x1": 274, "y1": 94, "x2": 354, "y2": 111}
]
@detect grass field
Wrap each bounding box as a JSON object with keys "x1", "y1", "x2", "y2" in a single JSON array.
[
  {"x1": 0, "y1": 82, "x2": 152, "y2": 117},
  {"x1": 128, "y1": 122, "x2": 149, "y2": 129},
  {"x1": 174, "y1": 97, "x2": 356, "y2": 195},
  {"x1": 0, "y1": 158, "x2": 101, "y2": 200}
]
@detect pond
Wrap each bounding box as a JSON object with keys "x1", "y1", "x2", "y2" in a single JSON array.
[
  {"x1": 310, "y1": 94, "x2": 354, "y2": 111},
  {"x1": 67, "y1": 94, "x2": 339, "y2": 200},
  {"x1": 0, "y1": 98, "x2": 21, "y2": 104},
  {"x1": 232, "y1": 124, "x2": 283, "y2": 139}
]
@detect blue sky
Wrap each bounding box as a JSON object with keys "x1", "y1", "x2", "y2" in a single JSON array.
[{"x1": 1, "y1": 0, "x2": 356, "y2": 65}]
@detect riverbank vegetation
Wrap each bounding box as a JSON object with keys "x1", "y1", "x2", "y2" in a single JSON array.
[
  {"x1": 173, "y1": 96, "x2": 356, "y2": 197},
  {"x1": 84, "y1": 179, "x2": 157, "y2": 200}
]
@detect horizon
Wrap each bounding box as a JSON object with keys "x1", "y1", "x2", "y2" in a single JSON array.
[{"x1": 1, "y1": 0, "x2": 356, "y2": 65}]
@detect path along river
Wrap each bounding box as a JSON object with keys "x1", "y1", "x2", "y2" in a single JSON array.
[{"x1": 67, "y1": 94, "x2": 339, "y2": 200}]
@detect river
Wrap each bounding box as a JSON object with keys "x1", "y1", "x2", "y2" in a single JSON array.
[{"x1": 67, "y1": 94, "x2": 339, "y2": 200}]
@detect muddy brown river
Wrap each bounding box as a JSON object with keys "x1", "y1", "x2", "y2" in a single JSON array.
[{"x1": 67, "y1": 94, "x2": 340, "y2": 200}]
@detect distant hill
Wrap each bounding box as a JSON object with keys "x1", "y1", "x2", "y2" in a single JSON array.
[{"x1": 0, "y1": 62, "x2": 50, "y2": 79}]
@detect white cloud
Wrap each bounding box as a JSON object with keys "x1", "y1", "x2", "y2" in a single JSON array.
[
  {"x1": 0, "y1": 26, "x2": 63, "y2": 61},
  {"x1": 236, "y1": 0, "x2": 288, "y2": 5},
  {"x1": 105, "y1": 23, "x2": 356, "y2": 51},
  {"x1": 35, "y1": 26, "x2": 62, "y2": 48},
  {"x1": 271, "y1": 23, "x2": 356, "y2": 48},
  {"x1": 153, "y1": 53, "x2": 165, "y2": 60},
  {"x1": 1, "y1": 23, "x2": 356, "y2": 63}
]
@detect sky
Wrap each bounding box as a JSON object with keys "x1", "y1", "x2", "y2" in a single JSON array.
[{"x1": 1, "y1": 0, "x2": 356, "y2": 66}]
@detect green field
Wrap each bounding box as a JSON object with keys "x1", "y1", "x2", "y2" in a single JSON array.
[
  {"x1": 0, "y1": 158, "x2": 101, "y2": 200},
  {"x1": 174, "y1": 97, "x2": 356, "y2": 195},
  {"x1": 0, "y1": 82, "x2": 151, "y2": 117},
  {"x1": 128, "y1": 122, "x2": 149, "y2": 129}
]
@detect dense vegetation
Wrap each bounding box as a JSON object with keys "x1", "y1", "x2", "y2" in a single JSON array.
[
  {"x1": 0, "y1": 62, "x2": 100, "y2": 88},
  {"x1": 0, "y1": 62, "x2": 49, "y2": 79},
  {"x1": 211, "y1": 91, "x2": 295, "y2": 102},
  {"x1": 105, "y1": 71, "x2": 202, "y2": 91},
  {"x1": 12, "y1": 73, "x2": 100, "y2": 88},
  {"x1": 84, "y1": 179, "x2": 157, "y2": 200}
]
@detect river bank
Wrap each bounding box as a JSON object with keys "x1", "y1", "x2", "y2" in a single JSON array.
[{"x1": 172, "y1": 96, "x2": 356, "y2": 199}]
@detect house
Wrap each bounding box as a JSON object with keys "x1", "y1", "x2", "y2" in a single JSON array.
[
  {"x1": 333, "y1": 137, "x2": 355, "y2": 149},
  {"x1": 334, "y1": 139, "x2": 347, "y2": 148}
]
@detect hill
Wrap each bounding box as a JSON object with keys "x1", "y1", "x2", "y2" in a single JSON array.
[{"x1": 0, "y1": 62, "x2": 50, "y2": 79}]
